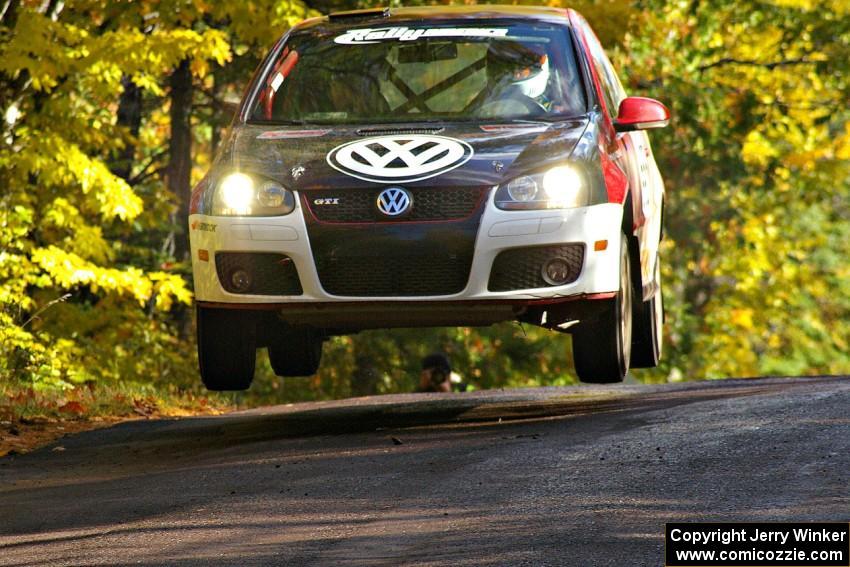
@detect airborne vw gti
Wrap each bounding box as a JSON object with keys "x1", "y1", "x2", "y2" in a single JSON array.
[{"x1": 188, "y1": 6, "x2": 671, "y2": 390}]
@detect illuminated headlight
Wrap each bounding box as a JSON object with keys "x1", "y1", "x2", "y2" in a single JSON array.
[
  {"x1": 219, "y1": 173, "x2": 254, "y2": 213},
  {"x1": 212, "y1": 172, "x2": 295, "y2": 216},
  {"x1": 495, "y1": 164, "x2": 589, "y2": 210},
  {"x1": 542, "y1": 166, "x2": 584, "y2": 203}
]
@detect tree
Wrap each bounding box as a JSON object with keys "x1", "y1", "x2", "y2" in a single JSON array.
[
  {"x1": 3, "y1": 0, "x2": 849, "y2": 413},
  {"x1": 0, "y1": 1, "x2": 228, "y2": 388},
  {"x1": 619, "y1": 0, "x2": 850, "y2": 379}
]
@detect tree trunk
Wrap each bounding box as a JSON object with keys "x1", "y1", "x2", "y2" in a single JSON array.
[
  {"x1": 167, "y1": 59, "x2": 193, "y2": 261},
  {"x1": 111, "y1": 75, "x2": 142, "y2": 181}
]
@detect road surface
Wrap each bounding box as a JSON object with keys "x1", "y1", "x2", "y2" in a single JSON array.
[{"x1": 1, "y1": 376, "x2": 849, "y2": 566}]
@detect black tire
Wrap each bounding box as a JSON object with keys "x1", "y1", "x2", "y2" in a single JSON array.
[
  {"x1": 572, "y1": 233, "x2": 633, "y2": 383},
  {"x1": 631, "y1": 259, "x2": 663, "y2": 368},
  {"x1": 197, "y1": 306, "x2": 257, "y2": 391},
  {"x1": 267, "y1": 322, "x2": 323, "y2": 377}
]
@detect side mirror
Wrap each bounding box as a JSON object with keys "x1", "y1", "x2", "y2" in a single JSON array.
[{"x1": 614, "y1": 97, "x2": 670, "y2": 132}]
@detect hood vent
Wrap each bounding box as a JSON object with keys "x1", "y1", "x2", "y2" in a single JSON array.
[{"x1": 356, "y1": 126, "x2": 445, "y2": 136}]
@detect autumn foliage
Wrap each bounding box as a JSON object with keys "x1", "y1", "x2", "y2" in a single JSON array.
[{"x1": 1, "y1": 0, "x2": 849, "y2": 412}]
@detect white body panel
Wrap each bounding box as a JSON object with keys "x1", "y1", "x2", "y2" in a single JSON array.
[
  {"x1": 621, "y1": 129, "x2": 665, "y2": 298},
  {"x1": 190, "y1": 190, "x2": 625, "y2": 305}
]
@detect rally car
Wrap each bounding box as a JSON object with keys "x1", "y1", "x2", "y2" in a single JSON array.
[{"x1": 189, "y1": 5, "x2": 670, "y2": 390}]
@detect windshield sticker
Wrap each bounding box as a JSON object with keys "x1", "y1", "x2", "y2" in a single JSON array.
[{"x1": 334, "y1": 27, "x2": 509, "y2": 45}]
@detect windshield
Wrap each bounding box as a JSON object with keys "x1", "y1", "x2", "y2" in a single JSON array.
[{"x1": 249, "y1": 21, "x2": 586, "y2": 124}]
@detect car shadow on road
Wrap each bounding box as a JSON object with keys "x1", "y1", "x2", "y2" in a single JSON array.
[{"x1": 0, "y1": 377, "x2": 846, "y2": 566}]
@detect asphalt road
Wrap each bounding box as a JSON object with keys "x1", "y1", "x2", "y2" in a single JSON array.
[{"x1": 1, "y1": 376, "x2": 849, "y2": 566}]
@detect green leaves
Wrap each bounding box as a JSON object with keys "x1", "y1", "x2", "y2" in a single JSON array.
[
  {"x1": 622, "y1": 0, "x2": 850, "y2": 380},
  {"x1": 0, "y1": 0, "x2": 318, "y2": 394},
  {"x1": 4, "y1": 0, "x2": 848, "y2": 402},
  {"x1": 0, "y1": 2, "x2": 227, "y2": 389}
]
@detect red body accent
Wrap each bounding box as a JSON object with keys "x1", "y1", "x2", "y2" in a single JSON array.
[
  {"x1": 189, "y1": 175, "x2": 209, "y2": 215},
  {"x1": 197, "y1": 293, "x2": 618, "y2": 311},
  {"x1": 615, "y1": 97, "x2": 670, "y2": 129},
  {"x1": 479, "y1": 124, "x2": 547, "y2": 133},
  {"x1": 600, "y1": 147, "x2": 629, "y2": 204},
  {"x1": 568, "y1": 9, "x2": 630, "y2": 206},
  {"x1": 257, "y1": 129, "x2": 331, "y2": 140},
  {"x1": 263, "y1": 49, "x2": 300, "y2": 119}
]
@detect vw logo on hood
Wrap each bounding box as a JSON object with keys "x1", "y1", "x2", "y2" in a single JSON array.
[
  {"x1": 376, "y1": 187, "x2": 412, "y2": 217},
  {"x1": 327, "y1": 135, "x2": 473, "y2": 183}
]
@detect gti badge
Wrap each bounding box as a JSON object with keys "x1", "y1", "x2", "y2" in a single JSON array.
[
  {"x1": 327, "y1": 135, "x2": 473, "y2": 183},
  {"x1": 376, "y1": 187, "x2": 412, "y2": 217}
]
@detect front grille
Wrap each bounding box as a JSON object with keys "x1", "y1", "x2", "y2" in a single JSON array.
[
  {"x1": 488, "y1": 244, "x2": 585, "y2": 292},
  {"x1": 316, "y1": 253, "x2": 472, "y2": 297},
  {"x1": 305, "y1": 187, "x2": 486, "y2": 223},
  {"x1": 216, "y1": 252, "x2": 303, "y2": 295}
]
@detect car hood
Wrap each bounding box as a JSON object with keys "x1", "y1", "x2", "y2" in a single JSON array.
[{"x1": 220, "y1": 118, "x2": 591, "y2": 190}]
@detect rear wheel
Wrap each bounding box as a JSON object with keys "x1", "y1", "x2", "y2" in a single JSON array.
[
  {"x1": 631, "y1": 259, "x2": 663, "y2": 368},
  {"x1": 572, "y1": 233, "x2": 632, "y2": 383},
  {"x1": 267, "y1": 322, "x2": 323, "y2": 377},
  {"x1": 197, "y1": 306, "x2": 257, "y2": 391}
]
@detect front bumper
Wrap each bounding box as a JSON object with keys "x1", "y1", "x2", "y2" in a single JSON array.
[{"x1": 189, "y1": 189, "x2": 625, "y2": 308}]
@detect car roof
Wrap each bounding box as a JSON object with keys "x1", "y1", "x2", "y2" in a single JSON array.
[{"x1": 297, "y1": 5, "x2": 572, "y2": 32}]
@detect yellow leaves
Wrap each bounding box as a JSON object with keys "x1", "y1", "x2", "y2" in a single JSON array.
[
  {"x1": 708, "y1": 32, "x2": 724, "y2": 49},
  {"x1": 730, "y1": 309, "x2": 755, "y2": 330},
  {"x1": 42, "y1": 198, "x2": 113, "y2": 264},
  {"x1": 0, "y1": 11, "x2": 92, "y2": 93},
  {"x1": 42, "y1": 198, "x2": 77, "y2": 230},
  {"x1": 31, "y1": 246, "x2": 192, "y2": 310},
  {"x1": 11, "y1": 132, "x2": 143, "y2": 221},
  {"x1": 742, "y1": 131, "x2": 780, "y2": 167},
  {"x1": 0, "y1": 305, "x2": 93, "y2": 389},
  {"x1": 766, "y1": 0, "x2": 850, "y2": 12},
  {"x1": 743, "y1": 112, "x2": 832, "y2": 172},
  {"x1": 86, "y1": 27, "x2": 232, "y2": 95},
  {"x1": 835, "y1": 123, "x2": 850, "y2": 161},
  {"x1": 2, "y1": 9, "x2": 234, "y2": 102},
  {"x1": 211, "y1": 0, "x2": 318, "y2": 49},
  {"x1": 148, "y1": 273, "x2": 193, "y2": 311}
]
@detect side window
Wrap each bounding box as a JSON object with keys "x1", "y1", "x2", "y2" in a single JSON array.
[
  {"x1": 599, "y1": 51, "x2": 627, "y2": 114},
  {"x1": 592, "y1": 53, "x2": 618, "y2": 117},
  {"x1": 578, "y1": 17, "x2": 625, "y2": 118}
]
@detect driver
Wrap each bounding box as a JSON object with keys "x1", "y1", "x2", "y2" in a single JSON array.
[{"x1": 483, "y1": 41, "x2": 552, "y2": 113}]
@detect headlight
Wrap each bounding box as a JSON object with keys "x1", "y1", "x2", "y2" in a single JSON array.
[
  {"x1": 495, "y1": 164, "x2": 589, "y2": 210},
  {"x1": 211, "y1": 172, "x2": 296, "y2": 216},
  {"x1": 219, "y1": 173, "x2": 254, "y2": 213},
  {"x1": 506, "y1": 176, "x2": 538, "y2": 202}
]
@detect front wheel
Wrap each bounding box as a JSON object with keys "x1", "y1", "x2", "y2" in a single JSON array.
[
  {"x1": 197, "y1": 306, "x2": 257, "y2": 391},
  {"x1": 631, "y1": 259, "x2": 663, "y2": 368},
  {"x1": 572, "y1": 233, "x2": 633, "y2": 383}
]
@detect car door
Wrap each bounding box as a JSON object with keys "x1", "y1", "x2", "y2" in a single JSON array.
[{"x1": 571, "y1": 13, "x2": 662, "y2": 296}]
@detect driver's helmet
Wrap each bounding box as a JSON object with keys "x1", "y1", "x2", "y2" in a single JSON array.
[{"x1": 485, "y1": 41, "x2": 551, "y2": 100}]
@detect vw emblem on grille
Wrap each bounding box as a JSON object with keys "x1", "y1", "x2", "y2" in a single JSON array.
[
  {"x1": 376, "y1": 187, "x2": 412, "y2": 217},
  {"x1": 327, "y1": 134, "x2": 473, "y2": 183}
]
